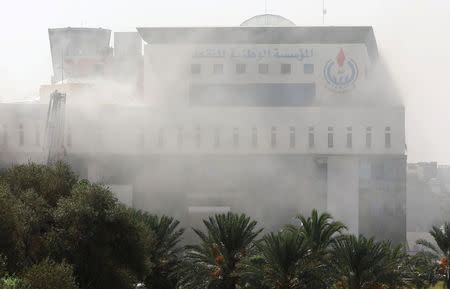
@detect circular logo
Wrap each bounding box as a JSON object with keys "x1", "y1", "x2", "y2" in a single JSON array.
[{"x1": 324, "y1": 48, "x2": 358, "y2": 92}]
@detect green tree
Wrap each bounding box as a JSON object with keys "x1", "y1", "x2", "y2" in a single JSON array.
[
  {"x1": 48, "y1": 181, "x2": 153, "y2": 289},
  {"x1": 416, "y1": 222, "x2": 450, "y2": 288},
  {"x1": 286, "y1": 209, "x2": 346, "y2": 288},
  {"x1": 331, "y1": 234, "x2": 407, "y2": 289},
  {"x1": 130, "y1": 211, "x2": 184, "y2": 289},
  {"x1": 21, "y1": 258, "x2": 78, "y2": 289},
  {"x1": 179, "y1": 212, "x2": 262, "y2": 289},
  {"x1": 286, "y1": 209, "x2": 347, "y2": 254},
  {"x1": 0, "y1": 162, "x2": 78, "y2": 270},
  {"x1": 242, "y1": 231, "x2": 320, "y2": 289},
  {"x1": 0, "y1": 184, "x2": 24, "y2": 273}
]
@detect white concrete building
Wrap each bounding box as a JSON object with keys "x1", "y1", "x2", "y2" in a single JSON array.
[{"x1": 0, "y1": 15, "x2": 406, "y2": 243}]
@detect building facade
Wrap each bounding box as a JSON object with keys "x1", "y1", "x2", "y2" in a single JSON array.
[{"x1": 0, "y1": 15, "x2": 406, "y2": 243}]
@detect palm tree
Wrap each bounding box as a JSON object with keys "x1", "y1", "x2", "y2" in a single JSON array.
[
  {"x1": 286, "y1": 209, "x2": 346, "y2": 288},
  {"x1": 286, "y1": 209, "x2": 346, "y2": 254},
  {"x1": 242, "y1": 231, "x2": 320, "y2": 289},
  {"x1": 416, "y1": 222, "x2": 450, "y2": 288},
  {"x1": 331, "y1": 234, "x2": 407, "y2": 289},
  {"x1": 131, "y1": 211, "x2": 184, "y2": 289},
  {"x1": 178, "y1": 212, "x2": 262, "y2": 289}
]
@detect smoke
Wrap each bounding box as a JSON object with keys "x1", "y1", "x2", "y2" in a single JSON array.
[{"x1": 0, "y1": 24, "x2": 440, "y2": 245}]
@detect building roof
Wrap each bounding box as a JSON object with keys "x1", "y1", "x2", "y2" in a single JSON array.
[{"x1": 136, "y1": 26, "x2": 378, "y2": 61}]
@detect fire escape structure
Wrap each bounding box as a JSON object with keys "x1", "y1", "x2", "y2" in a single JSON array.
[{"x1": 44, "y1": 90, "x2": 67, "y2": 165}]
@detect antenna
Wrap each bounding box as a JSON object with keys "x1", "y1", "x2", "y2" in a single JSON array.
[{"x1": 322, "y1": 0, "x2": 327, "y2": 25}]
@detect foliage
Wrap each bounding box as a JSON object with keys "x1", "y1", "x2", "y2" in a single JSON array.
[
  {"x1": 179, "y1": 212, "x2": 262, "y2": 289},
  {"x1": 416, "y1": 222, "x2": 450, "y2": 288},
  {"x1": 48, "y1": 181, "x2": 154, "y2": 289},
  {"x1": 286, "y1": 209, "x2": 347, "y2": 254},
  {"x1": 286, "y1": 209, "x2": 346, "y2": 288},
  {"x1": 241, "y1": 231, "x2": 322, "y2": 289},
  {"x1": 21, "y1": 258, "x2": 78, "y2": 289},
  {"x1": 331, "y1": 234, "x2": 407, "y2": 289},
  {"x1": 0, "y1": 276, "x2": 25, "y2": 289},
  {"x1": 130, "y1": 211, "x2": 184, "y2": 289}
]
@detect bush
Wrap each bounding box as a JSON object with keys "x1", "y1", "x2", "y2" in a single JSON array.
[{"x1": 21, "y1": 258, "x2": 78, "y2": 289}]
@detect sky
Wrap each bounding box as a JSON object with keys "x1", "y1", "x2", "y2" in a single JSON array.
[{"x1": 0, "y1": 0, "x2": 449, "y2": 164}]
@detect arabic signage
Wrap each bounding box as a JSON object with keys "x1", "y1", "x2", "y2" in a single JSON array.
[
  {"x1": 192, "y1": 48, "x2": 314, "y2": 62},
  {"x1": 324, "y1": 48, "x2": 358, "y2": 93}
]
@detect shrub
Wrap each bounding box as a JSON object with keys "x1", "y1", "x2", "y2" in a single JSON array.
[{"x1": 22, "y1": 258, "x2": 78, "y2": 289}]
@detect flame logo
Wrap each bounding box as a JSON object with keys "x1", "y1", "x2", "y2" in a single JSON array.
[
  {"x1": 337, "y1": 48, "x2": 345, "y2": 68},
  {"x1": 324, "y1": 48, "x2": 358, "y2": 92}
]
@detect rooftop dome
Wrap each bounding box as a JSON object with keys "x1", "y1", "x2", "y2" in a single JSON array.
[{"x1": 240, "y1": 14, "x2": 296, "y2": 27}]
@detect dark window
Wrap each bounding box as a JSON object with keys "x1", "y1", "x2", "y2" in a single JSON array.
[
  {"x1": 213, "y1": 64, "x2": 223, "y2": 74},
  {"x1": 304, "y1": 64, "x2": 314, "y2": 74},
  {"x1": 189, "y1": 83, "x2": 315, "y2": 106},
  {"x1": 271, "y1": 127, "x2": 277, "y2": 148},
  {"x1": 281, "y1": 63, "x2": 291, "y2": 74},
  {"x1": 233, "y1": 127, "x2": 239, "y2": 148},
  {"x1": 191, "y1": 64, "x2": 201, "y2": 74},
  {"x1": 252, "y1": 127, "x2": 257, "y2": 148},
  {"x1": 236, "y1": 63, "x2": 246, "y2": 74},
  {"x1": 328, "y1": 127, "x2": 334, "y2": 148},
  {"x1": 195, "y1": 127, "x2": 201, "y2": 148},
  {"x1": 258, "y1": 63, "x2": 269, "y2": 74},
  {"x1": 177, "y1": 127, "x2": 183, "y2": 147},
  {"x1": 385, "y1": 127, "x2": 391, "y2": 148},
  {"x1": 289, "y1": 127, "x2": 295, "y2": 149},
  {"x1": 214, "y1": 128, "x2": 220, "y2": 148},
  {"x1": 19, "y1": 124, "x2": 24, "y2": 146},
  {"x1": 346, "y1": 127, "x2": 352, "y2": 148},
  {"x1": 308, "y1": 127, "x2": 314, "y2": 148},
  {"x1": 366, "y1": 127, "x2": 372, "y2": 148}
]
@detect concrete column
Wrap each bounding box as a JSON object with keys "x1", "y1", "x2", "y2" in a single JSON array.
[{"x1": 327, "y1": 156, "x2": 359, "y2": 235}]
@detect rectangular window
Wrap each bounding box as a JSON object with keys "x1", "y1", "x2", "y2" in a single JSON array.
[
  {"x1": 385, "y1": 127, "x2": 391, "y2": 148},
  {"x1": 281, "y1": 63, "x2": 291, "y2": 74},
  {"x1": 366, "y1": 127, "x2": 372, "y2": 148},
  {"x1": 177, "y1": 127, "x2": 183, "y2": 147},
  {"x1": 214, "y1": 128, "x2": 220, "y2": 148},
  {"x1": 308, "y1": 127, "x2": 314, "y2": 148},
  {"x1": 236, "y1": 63, "x2": 246, "y2": 74},
  {"x1": 213, "y1": 64, "x2": 223, "y2": 74},
  {"x1": 346, "y1": 127, "x2": 352, "y2": 148},
  {"x1": 19, "y1": 123, "x2": 24, "y2": 146},
  {"x1": 191, "y1": 64, "x2": 201, "y2": 74},
  {"x1": 158, "y1": 128, "x2": 164, "y2": 148},
  {"x1": 271, "y1": 127, "x2": 277, "y2": 148},
  {"x1": 251, "y1": 127, "x2": 257, "y2": 148},
  {"x1": 258, "y1": 63, "x2": 269, "y2": 74},
  {"x1": 328, "y1": 127, "x2": 334, "y2": 148},
  {"x1": 195, "y1": 127, "x2": 201, "y2": 148},
  {"x1": 304, "y1": 64, "x2": 314, "y2": 74},
  {"x1": 289, "y1": 127, "x2": 295, "y2": 149},
  {"x1": 233, "y1": 127, "x2": 239, "y2": 148}
]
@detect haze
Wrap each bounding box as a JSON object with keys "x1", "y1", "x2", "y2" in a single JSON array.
[{"x1": 0, "y1": 0, "x2": 449, "y2": 164}]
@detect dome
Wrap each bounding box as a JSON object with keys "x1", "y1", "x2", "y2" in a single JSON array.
[{"x1": 240, "y1": 14, "x2": 296, "y2": 27}]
